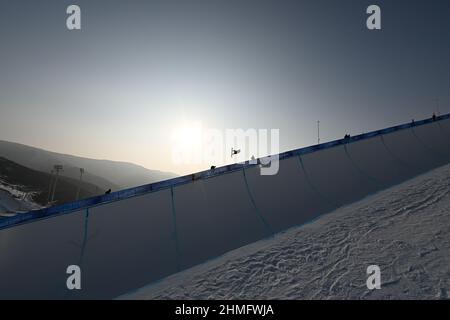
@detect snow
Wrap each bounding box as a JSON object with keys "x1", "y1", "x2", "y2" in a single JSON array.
[
  {"x1": 122, "y1": 164, "x2": 450, "y2": 300},
  {"x1": 0, "y1": 178, "x2": 42, "y2": 216}
]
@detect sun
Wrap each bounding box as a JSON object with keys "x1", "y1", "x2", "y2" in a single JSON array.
[
  {"x1": 172, "y1": 122, "x2": 203, "y2": 148},
  {"x1": 171, "y1": 121, "x2": 205, "y2": 167}
]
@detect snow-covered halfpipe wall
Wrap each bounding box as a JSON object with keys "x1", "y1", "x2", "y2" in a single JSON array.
[{"x1": 0, "y1": 115, "x2": 449, "y2": 299}]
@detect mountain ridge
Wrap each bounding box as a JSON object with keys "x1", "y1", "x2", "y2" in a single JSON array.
[
  {"x1": 0, "y1": 140, "x2": 177, "y2": 190},
  {"x1": 0, "y1": 156, "x2": 103, "y2": 212}
]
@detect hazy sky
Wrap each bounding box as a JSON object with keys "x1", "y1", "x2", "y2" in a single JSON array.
[{"x1": 0, "y1": 0, "x2": 449, "y2": 175}]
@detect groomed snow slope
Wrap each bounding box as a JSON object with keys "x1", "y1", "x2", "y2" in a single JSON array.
[{"x1": 123, "y1": 163, "x2": 450, "y2": 300}]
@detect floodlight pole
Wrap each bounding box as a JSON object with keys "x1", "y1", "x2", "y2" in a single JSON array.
[
  {"x1": 75, "y1": 168, "x2": 84, "y2": 200},
  {"x1": 47, "y1": 169, "x2": 54, "y2": 204},
  {"x1": 317, "y1": 120, "x2": 320, "y2": 145},
  {"x1": 436, "y1": 98, "x2": 441, "y2": 116},
  {"x1": 50, "y1": 165, "x2": 63, "y2": 203}
]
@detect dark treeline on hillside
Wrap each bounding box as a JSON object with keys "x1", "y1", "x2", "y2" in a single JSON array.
[{"x1": 0, "y1": 157, "x2": 104, "y2": 206}]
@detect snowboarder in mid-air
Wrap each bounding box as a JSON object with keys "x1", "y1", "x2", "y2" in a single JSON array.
[
  {"x1": 231, "y1": 148, "x2": 241, "y2": 158},
  {"x1": 105, "y1": 189, "x2": 111, "y2": 194}
]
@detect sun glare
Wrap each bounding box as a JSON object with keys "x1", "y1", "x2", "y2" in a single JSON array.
[
  {"x1": 172, "y1": 122, "x2": 203, "y2": 148},
  {"x1": 171, "y1": 121, "x2": 205, "y2": 168}
]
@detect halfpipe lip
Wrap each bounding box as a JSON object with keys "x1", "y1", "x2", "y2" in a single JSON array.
[{"x1": 1, "y1": 114, "x2": 449, "y2": 231}]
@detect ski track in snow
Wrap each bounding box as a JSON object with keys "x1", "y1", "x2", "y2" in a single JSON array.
[{"x1": 124, "y1": 164, "x2": 450, "y2": 300}]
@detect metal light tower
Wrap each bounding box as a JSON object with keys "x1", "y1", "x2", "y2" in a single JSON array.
[
  {"x1": 50, "y1": 165, "x2": 63, "y2": 203},
  {"x1": 47, "y1": 169, "x2": 55, "y2": 204},
  {"x1": 436, "y1": 98, "x2": 441, "y2": 116},
  {"x1": 317, "y1": 120, "x2": 320, "y2": 145},
  {"x1": 75, "y1": 168, "x2": 85, "y2": 200}
]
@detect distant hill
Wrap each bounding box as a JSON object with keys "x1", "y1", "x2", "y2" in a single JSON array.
[
  {"x1": 0, "y1": 157, "x2": 103, "y2": 208},
  {"x1": 0, "y1": 140, "x2": 177, "y2": 191}
]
